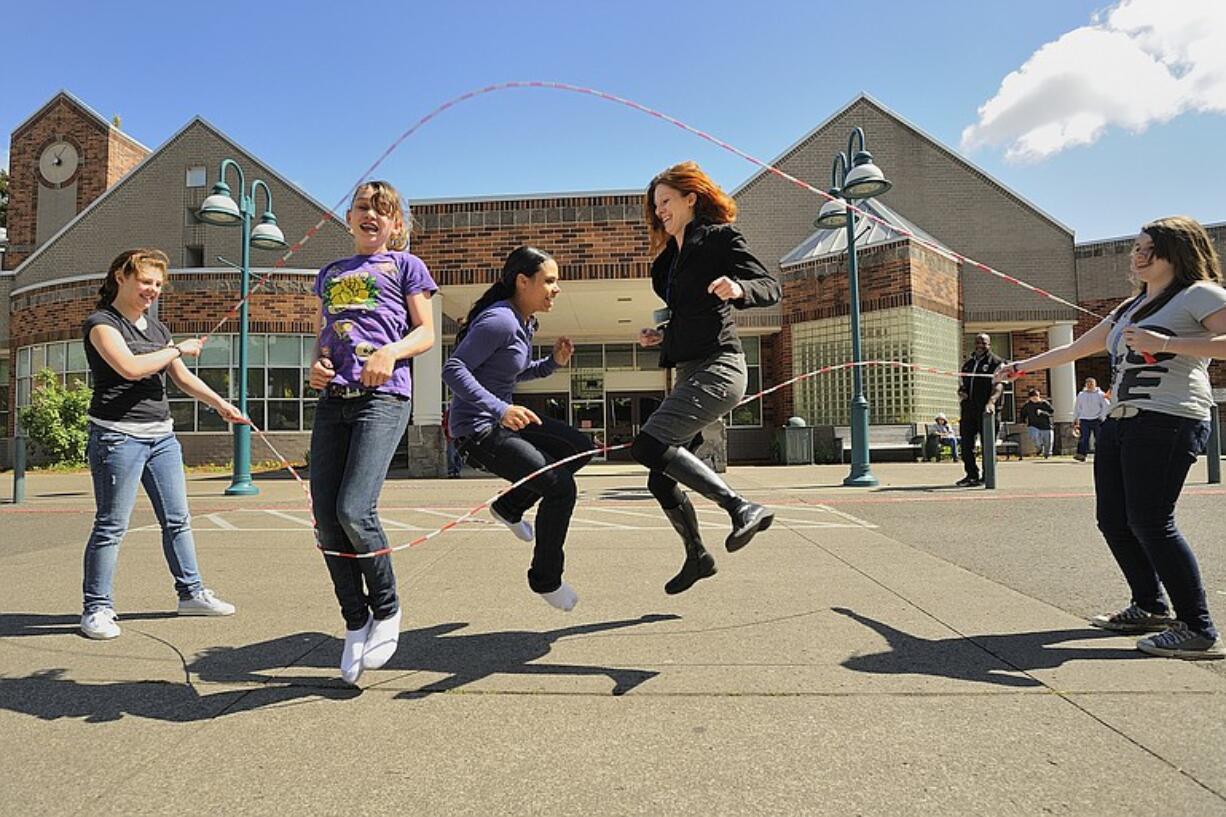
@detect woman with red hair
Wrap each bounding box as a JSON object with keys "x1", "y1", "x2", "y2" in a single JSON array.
[{"x1": 631, "y1": 161, "x2": 781, "y2": 594}]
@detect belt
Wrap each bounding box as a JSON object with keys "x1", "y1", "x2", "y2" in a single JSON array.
[
  {"x1": 1106, "y1": 403, "x2": 1143, "y2": 419},
  {"x1": 324, "y1": 385, "x2": 374, "y2": 399}
]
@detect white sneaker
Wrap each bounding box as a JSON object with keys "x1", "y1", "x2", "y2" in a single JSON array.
[
  {"x1": 177, "y1": 588, "x2": 237, "y2": 616},
  {"x1": 538, "y1": 581, "x2": 579, "y2": 612},
  {"x1": 81, "y1": 608, "x2": 121, "y2": 640},
  {"x1": 340, "y1": 616, "x2": 373, "y2": 685},
  {"x1": 362, "y1": 608, "x2": 403, "y2": 670},
  {"x1": 490, "y1": 506, "x2": 534, "y2": 542}
]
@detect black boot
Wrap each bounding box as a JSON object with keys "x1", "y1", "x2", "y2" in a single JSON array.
[
  {"x1": 662, "y1": 447, "x2": 774, "y2": 553},
  {"x1": 662, "y1": 497, "x2": 717, "y2": 595}
]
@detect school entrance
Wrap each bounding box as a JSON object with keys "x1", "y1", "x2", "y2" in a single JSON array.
[{"x1": 606, "y1": 391, "x2": 665, "y2": 461}]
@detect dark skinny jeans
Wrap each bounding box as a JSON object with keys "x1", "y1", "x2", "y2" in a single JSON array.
[
  {"x1": 458, "y1": 416, "x2": 595, "y2": 593},
  {"x1": 310, "y1": 393, "x2": 411, "y2": 630},
  {"x1": 1094, "y1": 412, "x2": 1216, "y2": 638}
]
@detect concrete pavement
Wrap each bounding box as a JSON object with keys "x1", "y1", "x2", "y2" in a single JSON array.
[{"x1": 1, "y1": 455, "x2": 1224, "y2": 816}]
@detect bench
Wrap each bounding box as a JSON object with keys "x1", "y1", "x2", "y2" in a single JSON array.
[
  {"x1": 993, "y1": 422, "x2": 1022, "y2": 461},
  {"x1": 833, "y1": 424, "x2": 923, "y2": 463}
]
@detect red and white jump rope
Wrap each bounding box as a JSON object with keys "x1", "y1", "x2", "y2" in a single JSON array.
[{"x1": 181, "y1": 80, "x2": 1140, "y2": 559}]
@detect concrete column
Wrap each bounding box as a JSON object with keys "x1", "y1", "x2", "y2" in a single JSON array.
[
  {"x1": 1047, "y1": 322, "x2": 1077, "y2": 423},
  {"x1": 412, "y1": 294, "x2": 444, "y2": 426}
]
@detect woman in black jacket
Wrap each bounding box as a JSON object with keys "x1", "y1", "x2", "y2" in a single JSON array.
[{"x1": 631, "y1": 161, "x2": 782, "y2": 594}]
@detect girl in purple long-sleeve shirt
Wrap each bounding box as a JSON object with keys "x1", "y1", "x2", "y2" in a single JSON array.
[{"x1": 443, "y1": 246, "x2": 595, "y2": 611}]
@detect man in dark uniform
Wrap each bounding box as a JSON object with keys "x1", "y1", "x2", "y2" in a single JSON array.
[{"x1": 956, "y1": 333, "x2": 1004, "y2": 487}]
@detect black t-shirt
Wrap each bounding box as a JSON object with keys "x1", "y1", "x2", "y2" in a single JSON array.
[
  {"x1": 1019, "y1": 399, "x2": 1054, "y2": 430},
  {"x1": 83, "y1": 306, "x2": 173, "y2": 422}
]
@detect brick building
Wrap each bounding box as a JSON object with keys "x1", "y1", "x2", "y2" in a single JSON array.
[{"x1": 3, "y1": 90, "x2": 1223, "y2": 470}]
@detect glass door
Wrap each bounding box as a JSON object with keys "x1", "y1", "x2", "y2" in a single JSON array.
[{"x1": 606, "y1": 391, "x2": 664, "y2": 460}]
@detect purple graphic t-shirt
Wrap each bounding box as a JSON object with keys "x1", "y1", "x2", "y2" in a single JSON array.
[{"x1": 313, "y1": 251, "x2": 438, "y2": 398}]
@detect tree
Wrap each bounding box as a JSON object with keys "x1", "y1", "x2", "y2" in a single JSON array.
[
  {"x1": 0, "y1": 167, "x2": 8, "y2": 229},
  {"x1": 19, "y1": 369, "x2": 92, "y2": 465}
]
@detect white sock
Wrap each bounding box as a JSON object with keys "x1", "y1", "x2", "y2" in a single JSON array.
[
  {"x1": 362, "y1": 608, "x2": 403, "y2": 670},
  {"x1": 490, "y1": 506, "x2": 534, "y2": 542},
  {"x1": 538, "y1": 581, "x2": 578, "y2": 612},
  {"x1": 340, "y1": 617, "x2": 372, "y2": 685}
]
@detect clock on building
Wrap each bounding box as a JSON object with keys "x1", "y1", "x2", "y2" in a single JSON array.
[{"x1": 38, "y1": 140, "x2": 80, "y2": 187}]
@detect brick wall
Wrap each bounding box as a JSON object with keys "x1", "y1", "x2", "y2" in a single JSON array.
[
  {"x1": 11, "y1": 119, "x2": 352, "y2": 293},
  {"x1": 780, "y1": 239, "x2": 960, "y2": 323},
  {"x1": 107, "y1": 128, "x2": 147, "y2": 186},
  {"x1": 410, "y1": 193, "x2": 651, "y2": 285},
  {"x1": 4, "y1": 95, "x2": 151, "y2": 270},
  {"x1": 734, "y1": 96, "x2": 1077, "y2": 326},
  {"x1": 178, "y1": 431, "x2": 312, "y2": 467},
  {"x1": 1008, "y1": 330, "x2": 1050, "y2": 399},
  {"x1": 6, "y1": 275, "x2": 318, "y2": 436}
]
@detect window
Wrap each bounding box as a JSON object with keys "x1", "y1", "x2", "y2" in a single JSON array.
[
  {"x1": 186, "y1": 166, "x2": 207, "y2": 187},
  {"x1": 791, "y1": 307, "x2": 962, "y2": 426},
  {"x1": 604, "y1": 343, "x2": 635, "y2": 371},
  {"x1": 0, "y1": 358, "x2": 9, "y2": 435},
  {"x1": 164, "y1": 333, "x2": 317, "y2": 432},
  {"x1": 13, "y1": 342, "x2": 91, "y2": 427},
  {"x1": 184, "y1": 245, "x2": 204, "y2": 268},
  {"x1": 727, "y1": 336, "x2": 763, "y2": 428}
]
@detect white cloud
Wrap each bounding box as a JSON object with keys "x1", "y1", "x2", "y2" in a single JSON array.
[{"x1": 961, "y1": 0, "x2": 1226, "y2": 162}]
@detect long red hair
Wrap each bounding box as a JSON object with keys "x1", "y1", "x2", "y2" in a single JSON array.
[{"x1": 643, "y1": 161, "x2": 737, "y2": 255}]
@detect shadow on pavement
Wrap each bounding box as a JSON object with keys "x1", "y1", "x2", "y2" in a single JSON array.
[
  {"x1": 833, "y1": 607, "x2": 1140, "y2": 687},
  {"x1": 0, "y1": 614, "x2": 679, "y2": 723},
  {"x1": 872, "y1": 484, "x2": 972, "y2": 493},
  {"x1": 0, "y1": 612, "x2": 179, "y2": 638}
]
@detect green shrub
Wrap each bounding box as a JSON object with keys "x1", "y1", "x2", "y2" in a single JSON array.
[{"x1": 19, "y1": 369, "x2": 92, "y2": 465}]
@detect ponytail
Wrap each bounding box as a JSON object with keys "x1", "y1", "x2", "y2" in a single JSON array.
[
  {"x1": 98, "y1": 248, "x2": 169, "y2": 309},
  {"x1": 455, "y1": 246, "x2": 552, "y2": 345}
]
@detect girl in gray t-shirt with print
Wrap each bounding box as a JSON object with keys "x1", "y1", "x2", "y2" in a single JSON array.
[{"x1": 998, "y1": 216, "x2": 1226, "y2": 660}]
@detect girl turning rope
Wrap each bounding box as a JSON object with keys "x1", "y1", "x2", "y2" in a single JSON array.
[
  {"x1": 632, "y1": 162, "x2": 781, "y2": 594},
  {"x1": 998, "y1": 216, "x2": 1226, "y2": 660}
]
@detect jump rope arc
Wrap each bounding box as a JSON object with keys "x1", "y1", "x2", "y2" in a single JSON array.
[{"x1": 172, "y1": 79, "x2": 1134, "y2": 557}]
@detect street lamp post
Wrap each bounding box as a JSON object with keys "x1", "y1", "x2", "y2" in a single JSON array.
[
  {"x1": 197, "y1": 158, "x2": 288, "y2": 496},
  {"x1": 812, "y1": 127, "x2": 893, "y2": 488}
]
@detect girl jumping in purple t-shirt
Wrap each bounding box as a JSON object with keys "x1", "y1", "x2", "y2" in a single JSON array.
[
  {"x1": 308, "y1": 180, "x2": 438, "y2": 684},
  {"x1": 443, "y1": 246, "x2": 595, "y2": 611}
]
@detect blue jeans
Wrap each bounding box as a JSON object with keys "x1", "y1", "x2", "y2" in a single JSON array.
[
  {"x1": 458, "y1": 416, "x2": 595, "y2": 593},
  {"x1": 1077, "y1": 417, "x2": 1102, "y2": 456},
  {"x1": 446, "y1": 439, "x2": 463, "y2": 476},
  {"x1": 83, "y1": 425, "x2": 203, "y2": 614},
  {"x1": 1094, "y1": 413, "x2": 1216, "y2": 638},
  {"x1": 310, "y1": 394, "x2": 411, "y2": 629},
  {"x1": 1028, "y1": 426, "x2": 1053, "y2": 457}
]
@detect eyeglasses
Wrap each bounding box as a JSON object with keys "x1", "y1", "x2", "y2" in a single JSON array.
[{"x1": 1130, "y1": 244, "x2": 1155, "y2": 259}]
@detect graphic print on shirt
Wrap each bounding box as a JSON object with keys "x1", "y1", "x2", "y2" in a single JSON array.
[
  {"x1": 331, "y1": 318, "x2": 378, "y2": 362},
  {"x1": 1111, "y1": 322, "x2": 1177, "y2": 403},
  {"x1": 323, "y1": 270, "x2": 380, "y2": 315}
]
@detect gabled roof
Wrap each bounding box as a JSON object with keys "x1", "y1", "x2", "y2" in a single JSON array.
[
  {"x1": 11, "y1": 90, "x2": 149, "y2": 152},
  {"x1": 11, "y1": 115, "x2": 347, "y2": 277},
  {"x1": 732, "y1": 92, "x2": 1073, "y2": 237},
  {"x1": 780, "y1": 198, "x2": 951, "y2": 267}
]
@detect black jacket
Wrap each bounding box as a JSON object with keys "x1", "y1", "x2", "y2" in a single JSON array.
[
  {"x1": 959, "y1": 352, "x2": 1004, "y2": 407},
  {"x1": 650, "y1": 220, "x2": 780, "y2": 368},
  {"x1": 1019, "y1": 399, "x2": 1054, "y2": 430}
]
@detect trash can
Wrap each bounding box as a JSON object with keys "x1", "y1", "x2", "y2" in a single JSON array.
[{"x1": 776, "y1": 425, "x2": 814, "y2": 464}]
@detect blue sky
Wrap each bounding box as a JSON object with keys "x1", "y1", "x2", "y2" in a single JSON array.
[{"x1": 3, "y1": 0, "x2": 1223, "y2": 241}]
